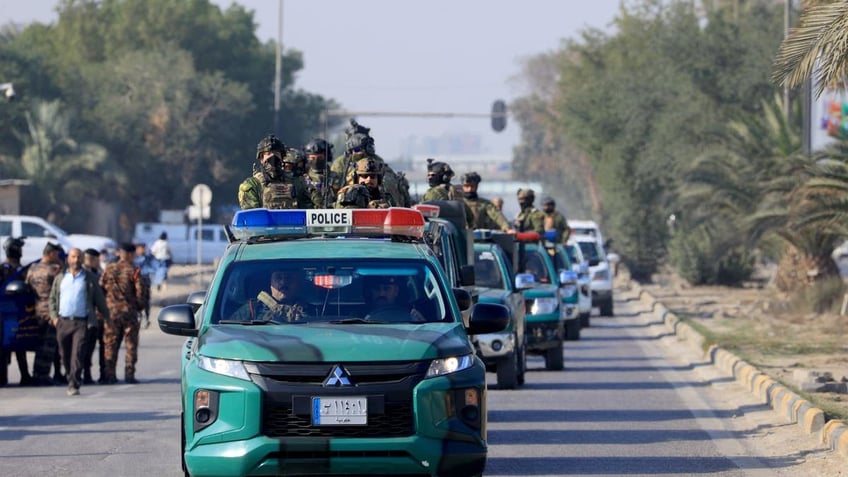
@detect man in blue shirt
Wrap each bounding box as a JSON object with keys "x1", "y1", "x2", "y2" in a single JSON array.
[{"x1": 48, "y1": 248, "x2": 109, "y2": 396}]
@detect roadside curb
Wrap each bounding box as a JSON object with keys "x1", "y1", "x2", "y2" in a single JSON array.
[{"x1": 631, "y1": 283, "x2": 848, "y2": 461}]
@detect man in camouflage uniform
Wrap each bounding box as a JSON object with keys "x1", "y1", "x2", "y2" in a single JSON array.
[
  {"x1": 354, "y1": 157, "x2": 391, "y2": 208},
  {"x1": 233, "y1": 270, "x2": 310, "y2": 322},
  {"x1": 514, "y1": 188, "x2": 546, "y2": 235},
  {"x1": 238, "y1": 134, "x2": 313, "y2": 210},
  {"x1": 302, "y1": 138, "x2": 336, "y2": 208},
  {"x1": 335, "y1": 184, "x2": 371, "y2": 209},
  {"x1": 540, "y1": 196, "x2": 571, "y2": 244},
  {"x1": 0, "y1": 237, "x2": 34, "y2": 385},
  {"x1": 460, "y1": 172, "x2": 512, "y2": 231},
  {"x1": 491, "y1": 196, "x2": 504, "y2": 212},
  {"x1": 422, "y1": 159, "x2": 474, "y2": 228},
  {"x1": 329, "y1": 119, "x2": 412, "y2": 207},
  {"x1": 100, "y1": 243, "x2": 148, "y2": 384},
  {"x1": 27, "y1": 242, "x2": 66, "y2": 386}
]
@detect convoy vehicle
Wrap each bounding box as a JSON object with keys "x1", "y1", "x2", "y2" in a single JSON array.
[
  {"x1": 572, "y1": 233, "x2": 615, "y2": 317},
  {"x1": 133, "y1": 222, "x2": 229, "y2": 264},
  {"x1": 520, "y1": 235, "x2": 576, "y2": 370},
  {"x1": 471, "y1": 230, "x2": 528, "y2": 389},
  {"x1": 157, "y1": 207, "x2": 508, "y2": 477},
  {"x1": 545, "y1": 243, "x2": 582, "y2": 340},
  {"x1": 562, "y1": 239, "x2": 593, "y2": 327},
  {"x1": 0, "y1": 215, "x2": 116, "y2": 265},
  {"x1": 569, "y1": 219, "x2": 604, "y2": 246}
]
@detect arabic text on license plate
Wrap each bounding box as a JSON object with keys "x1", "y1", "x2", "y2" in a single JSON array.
[{"x1": 312, "y1": 396, "x2": 368, "y2": 425}]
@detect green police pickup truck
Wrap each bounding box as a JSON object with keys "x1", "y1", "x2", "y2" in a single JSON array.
[{"x1": 157, "y1": 208, "x2": 508, "y2": 477}]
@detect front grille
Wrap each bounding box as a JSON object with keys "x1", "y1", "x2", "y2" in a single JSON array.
[
  {"x1": 250, "y1": 360, "x2": 427, "y2": 439},
  {"x1": 263, "y1": 402, "x2": 414, "y2": 437}
]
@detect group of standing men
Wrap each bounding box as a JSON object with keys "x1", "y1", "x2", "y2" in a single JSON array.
[
  {"x1": 235, "y1": 119, "x2": 570, "y2": 243},
  {"x1": 0, "y1": 239, "x2": 149, "y2": 396}
]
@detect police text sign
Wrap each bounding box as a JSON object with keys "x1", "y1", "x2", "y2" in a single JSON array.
[{"x1": 307, "y1": 210, "x2": 352, "y2": 227}]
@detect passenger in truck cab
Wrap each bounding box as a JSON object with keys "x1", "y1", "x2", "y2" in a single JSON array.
[{"x1": 234, "y1": 269, "x2": 311, "y2": 322}]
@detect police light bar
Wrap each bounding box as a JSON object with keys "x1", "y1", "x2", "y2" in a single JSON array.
[
  {"x1": 412, "y1": 204, "x2": 440, "y2": 218},
  {"x1": 515, "y1": 231, "x2": 541, "y2": 243},
  {"x1": 231, "y1": 208, "x2": 425, "y2": 240},
  {"x1": 473, "y1": 229, "x2": 494, "y2": 241}
]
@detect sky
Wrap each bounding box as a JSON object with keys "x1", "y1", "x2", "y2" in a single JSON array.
[{"x1": 1, "y1": 1, "x2": 621, "y2": 160}]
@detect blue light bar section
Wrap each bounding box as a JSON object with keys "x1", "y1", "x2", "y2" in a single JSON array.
[
  {"x1": 473, "y1": 229, "x2": 493, "y2": 241},
  {"x1": 543, "y1": 229, "x2": 558, "y2": 243},
  {"x1": 230, "y1": 209, "x2": 308, "y2": 239}
]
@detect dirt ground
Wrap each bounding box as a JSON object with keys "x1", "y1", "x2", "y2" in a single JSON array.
[{"x1": 631, "y1": 266, "x2": 848, "y2": 422}]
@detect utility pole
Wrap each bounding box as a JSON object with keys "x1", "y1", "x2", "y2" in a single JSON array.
[
  {"x1": 784, "y1": 0, "x2": 791, "y2": 122},
  {"x1": 273, "y1": 0, "x2": 283, "y2": 135}
]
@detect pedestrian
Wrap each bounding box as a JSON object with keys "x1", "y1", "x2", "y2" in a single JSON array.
[
  {"x1": 515, "y1": 189, "x2": 546, "y2": 235},
  {"x1": 26, "y1": 242, "x2": 65, "y2": 386},
  {"x1": 80, "y1": 248, "x2": 107, "y2": 384},
  {"x1": 49, "y1": 248, "x2": 109, "y2": 396},
  {"x1": 238, "y1": 134, "x2": 313, "y2": 210},
  {"x1": 100, "y1": 243, "x2": 148, "y2": 384},
  {"x1": 149, "y1": 231, "x2": 172, "y2": 290},
  {"x1": 0, "y1": 237, "x2": 34, "y2": 386},
  {"x1": 540, "y1": 197, "x2": 571, "y2": 244},
  {"x1": 460, "y1": 172, "x2": 513, "y2": 231}
]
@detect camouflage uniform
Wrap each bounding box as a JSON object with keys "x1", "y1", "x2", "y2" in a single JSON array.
[
  {"x1": 515, "y1": 189, "x2": 546, "y2": 235},
  {"x1": 465, "y1": 197, "x2": 511, "y2": 231},
  {"x1": 302, "y1": 137, "x2": 336, "y2": 208},
  {"x1": 355, "y1": 157, "x2": 393, "y2": 209},
  {"x1": 100, "y1": 261, "x2": 147, "y2": 382},
  {"x1": 232, "y1": 291, "x2": 306, "y2": 322},
  {"x1": 26, "y1": 260, "x2": 64, "y2": 382},
  {"x1": 335, "y1": 184, "x2": 372, "y2": 209}
]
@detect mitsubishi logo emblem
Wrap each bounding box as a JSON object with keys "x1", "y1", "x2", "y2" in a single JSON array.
[{"x1": 323, "y1": 365, "x2": 352, "y2": 387}]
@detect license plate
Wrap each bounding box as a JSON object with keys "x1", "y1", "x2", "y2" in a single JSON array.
[{"x1": 312, "y1": 396, "x2": 368, "y2": 425}]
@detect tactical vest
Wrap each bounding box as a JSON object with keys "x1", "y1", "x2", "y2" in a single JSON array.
[
  {"x1": 466, "y1": 199, "x2": 483, "y2": 227},
  {"x1": 262, "y1": 182, "x2": 297, "y2": 209}
]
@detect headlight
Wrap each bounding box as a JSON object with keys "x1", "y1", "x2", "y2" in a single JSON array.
[
  {"x1": 530, "y1": 297, "x2": 558, "y2": 314},
  {"x1": 198, "y1": 356, "x2": 251, "y2": 381},
  {"x1": 426, "y1": 354, "x2": 474, "y2": 378},
  {"x1": 593, "y1": 269, "x2": 609, "y2": 281}
]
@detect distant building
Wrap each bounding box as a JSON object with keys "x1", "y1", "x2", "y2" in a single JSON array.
[{"x1": 0, "y1": 179, "x2": 31, "y2": 214}]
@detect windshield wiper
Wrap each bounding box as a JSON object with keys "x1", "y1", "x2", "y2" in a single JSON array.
[{"x1": 329, "y1": 318, "x2": 387, "y2": 324}]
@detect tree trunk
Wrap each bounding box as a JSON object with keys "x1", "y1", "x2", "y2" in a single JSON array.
[{"x1": 774, "y1": 244, "x2": 841, "y2": 294}]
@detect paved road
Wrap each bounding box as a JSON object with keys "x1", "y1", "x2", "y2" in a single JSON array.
[{"x1": 0, "y1": 288, "x2": 842, "y2": 476}]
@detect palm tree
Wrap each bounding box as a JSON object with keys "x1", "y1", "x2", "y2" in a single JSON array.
[
  {"x1": 0, "y1": 99, "x2": 126, "y2": 218},
  {"x1": 773, "y1": 0, "x2": 848, "y2": 97}
]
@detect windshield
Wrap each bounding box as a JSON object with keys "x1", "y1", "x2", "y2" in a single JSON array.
[
  {"x1": 211, "y1": 259, "x2": 452, "y2": 325},
  {"x1": 577, "y1": 240, "x2": 603, "y2": 262},
  {"x1": 524, "y1": 250, "x2": 551, "y2": 284},
  {"x1": 553, "y1": 248, "x2": 571, "y2": 271},
  {"x1": 474, "y1": 249, "x2": 503, "y2": 289},
  {"x1": 565, "y1": 244, "x2": 581, "y2": 265}
]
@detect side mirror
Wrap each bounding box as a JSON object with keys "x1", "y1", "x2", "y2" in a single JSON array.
[
  {"x1": 559, "y1": 269, "x2": 578, "y2": 287},
  {"x1": 467, "y1": 302, "x2": 509, "y2": 335},
  {"x1": 515, "y1": 272, "x2": 535, "y2": 290},
  {"x1": 186, "y1": 290, "x2": 206, "y2": 314},
  {"x1": 453, "y1": 288, "x2": 472, "y2": 311},
  {"x1": 158, "y1": 304, "x2": 198, "y2": 337},
  {"x1": 459, "y1": 264, "x2": 475, "y2": 287}
]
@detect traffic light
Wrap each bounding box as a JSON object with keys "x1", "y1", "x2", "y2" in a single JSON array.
[{"x1": 491, "y1": 99, "x2": 507, "y2": 133}]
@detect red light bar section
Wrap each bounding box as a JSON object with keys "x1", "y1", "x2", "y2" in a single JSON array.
[
  {"x1": 412, "y1": 204, "x2": 440, "y2": 218},
  {"x1": 515, "y1": 231, "x2": 541, "y2": 243}
]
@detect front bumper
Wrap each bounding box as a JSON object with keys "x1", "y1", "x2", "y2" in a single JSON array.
[
  {"x1": 525, "y1": 313, "x2": 562, "y2": 350},
  {"x1": 182, "y1": 360, "x2": 488, "y2": 477}
]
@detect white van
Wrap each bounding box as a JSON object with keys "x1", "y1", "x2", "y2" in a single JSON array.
[
  {"x1": 133, "y1": 222, "x2": 229, "y2": 264},
  {"x1": 0, "y1": 215, "x2": 116, "y2": 265}
]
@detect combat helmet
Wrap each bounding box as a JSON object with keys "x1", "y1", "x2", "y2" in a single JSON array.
[
  {"x1": 426, "y1": 158, "x2": 454, "y2": 186},
  {"x1": 304, "y1": 138, "x2": 333, "y2": 171},
  {"x1": 284, "y1": 147, "x2": 305, "y2": 173},
  {"x1": 461, "y1": 171, "x2": 482, "y2": 185},
  {"x1": 256, "y1": 134, "x2": 285, "y2": 160},
  {"x1": 346, "y1": 133, "x2": 375, "y2": 156}
]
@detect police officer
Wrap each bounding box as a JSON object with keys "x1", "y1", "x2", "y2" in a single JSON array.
[
  {"x1": 80, "y1": 248, "x2": 106, "y2": 384},
  {"x1": 355, "y1": 157, "x2": 391, "y2": 208},
  {"x1": 461, "y1": 172, "x2": 512, "y2": 231},
  {"x1": 238, "y1": 134, "x2": 313, "y2": 210},
  {"x1": 100, "y1": 243, "x2": 147, "y2": 384},
  {"x1": 303, "y1": 138, "x2": 336, "y2": 208},
  {"x1": 26, "y1": 242, "x2": 65, "y2": 386},
  {"x1": 540, "y1": 196, "x2": 571, "y2": 243},
  {"x1": 515, "y1": 188, "x2": 546, "y2": 235},
  {"x1": 330, "y1": 119, "x2": 412, "y2": 207},
  {"x1": 0, "y1": 237, "x2": 34, "y2": 385}
]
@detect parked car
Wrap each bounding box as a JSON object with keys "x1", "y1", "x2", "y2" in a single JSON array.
[
  {"x1": 572, "y1": 234, "x2": 614, "y2": 317},
  {"x1": 0, "y1": 215, "x2": 115, "y2": 265},
  {"x1": 472, "y1": 231, "x2": 528, "y2": 389}
]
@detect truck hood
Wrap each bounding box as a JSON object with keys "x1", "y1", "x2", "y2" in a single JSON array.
[
  {"x1": 475, "y1": 287, "x2": 512, "y2": 305},
  {"x1": 197, "y1": 322, "x2": 474, "y2": 362}
]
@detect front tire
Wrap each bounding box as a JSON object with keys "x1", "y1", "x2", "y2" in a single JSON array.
[
  {"x1": 580, "y1": 312, "x2": 591, "y2": 328},
  {"x1": 599, "y1": 296, "x2": 614, "y2": 317},
  {"x1": 497, "y1": 351, "x2": 518, "y2": 389},
  {"x1": 544, "y1": 340, "x2": 564, "y2": 371},
  {"x1": 181, "y1": 411, "x2": 190, "y2": 477},
  {"x1": 565, "y1": 318, "x2": 581, "y2": 341}
]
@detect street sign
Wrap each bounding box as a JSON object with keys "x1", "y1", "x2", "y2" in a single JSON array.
[
  {"x1": 191, "y1": 183, "x2": 212, "y2": 206},
  {"x1": 187, "y1": 205, "x2": 210, "y2": 220}
]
